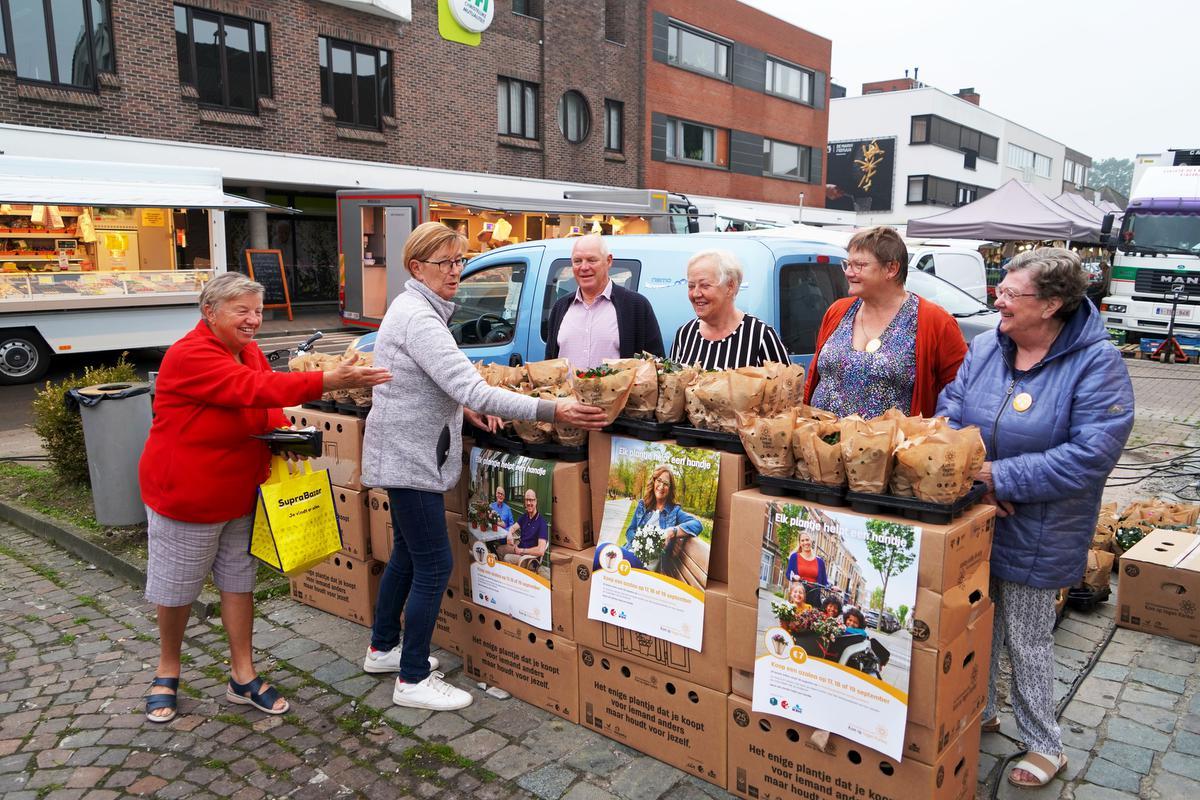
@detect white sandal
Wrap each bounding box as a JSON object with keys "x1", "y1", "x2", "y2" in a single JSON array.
[{"x1": 1009, "y1": 751, "x2": 1067, "y2": 787}]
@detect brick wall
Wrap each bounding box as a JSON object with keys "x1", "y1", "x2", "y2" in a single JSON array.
[
  {"x1": 644, "y1": 0, "x2": 830, "y2": 207},
  {"x1": 0, "y1": 0, "x2": 642, "y2": 189}
]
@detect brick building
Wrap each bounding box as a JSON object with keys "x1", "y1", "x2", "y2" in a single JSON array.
[
  {"x1": 0, "y1": 0, "x2": 645, "y2": 300},
  {"x1": 643, "y1": 0, "x2": 833, "y2": 226}
]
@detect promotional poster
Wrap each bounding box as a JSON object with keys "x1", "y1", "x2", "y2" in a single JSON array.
[
  {"x1": 825, "y1": 137, "x2": 896, "y2": 213},
  {"x1": 750, "y1": 502, "x2": 921, "y2": 759},
  {"x1": 466, "y1": 448, "x2": 554, "y2": 631},
  {"x1": 587, "y1": 437, "x2": 720, "y2": 651}
]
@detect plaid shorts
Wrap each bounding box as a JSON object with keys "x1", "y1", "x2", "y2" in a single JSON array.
[{"x1": 144, "y1": 507, "x2": 256, "y2": 607}]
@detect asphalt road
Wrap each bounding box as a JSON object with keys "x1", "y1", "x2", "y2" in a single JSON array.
[{"x1": 0, "y1": 331, "x2": 361, "y2": 459}]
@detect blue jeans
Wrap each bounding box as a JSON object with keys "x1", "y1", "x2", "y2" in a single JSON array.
[{"x1": 370, "y1": 488, "x2": 450, "y2": 684}]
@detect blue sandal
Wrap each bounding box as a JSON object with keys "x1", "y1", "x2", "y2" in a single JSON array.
[
  {"x1": 226, "y1": 675, "x2": 289, "y2": 715},
  {"x1": 145, "y1": 676, "x2": 179, "y2": 723}
]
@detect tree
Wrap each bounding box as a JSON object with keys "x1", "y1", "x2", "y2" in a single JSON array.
[
  {"x1": 864, "y1": 519, "x2": 917, "y2": 631},
  {"x1": 869, "y1": 587, "x2": 885, "y2": 611},
  {"x1": 1090, "y1": 158, "x2": 1134, "y2": 197},
  {"x1": 896, "y1": 604, "x2": 909, "y2": 627}
]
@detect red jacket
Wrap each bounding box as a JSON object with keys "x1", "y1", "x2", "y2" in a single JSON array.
[
  {"x1": 139, "y1": 320, "x2": 324, "y2": 523},
  {"x1": 802, "y1": 296, "x2": 967, "y2": 418}
]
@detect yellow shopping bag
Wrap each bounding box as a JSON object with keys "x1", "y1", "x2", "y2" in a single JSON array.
[{"x1": 249, "y1": 457, "x2": 343, "y2": 576}]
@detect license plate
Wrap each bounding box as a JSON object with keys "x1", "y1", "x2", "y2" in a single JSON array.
[{"x1": 1155, "y1": 305, "x2": 1193, "y2": 319}]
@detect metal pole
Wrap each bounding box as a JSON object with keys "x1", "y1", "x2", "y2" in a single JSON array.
[{"x1": 798, "y1": 192, "x2": 805, "y2": 224}]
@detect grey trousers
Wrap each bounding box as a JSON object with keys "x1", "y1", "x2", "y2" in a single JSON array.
[{"x1": 984, "y1": 577, "x2": 1062, "y2": 755}]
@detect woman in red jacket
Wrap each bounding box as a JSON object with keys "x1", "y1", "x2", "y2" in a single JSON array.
[
  {"x1": 803, "y1": 226, "x2": 966, "y2": 419},
  {"x1": 138, "y1": 273, "x2": 390, "y2": 723}
]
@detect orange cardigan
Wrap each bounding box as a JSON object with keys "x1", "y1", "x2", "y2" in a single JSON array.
[{"x1": 802, "y1": 296, "x2": 967, "y2": 418}]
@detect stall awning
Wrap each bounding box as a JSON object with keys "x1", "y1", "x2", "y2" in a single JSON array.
[
  {"x1": 426, "y1": 191, "x2": 670, "y2": 217},
  {"x1": 0, "y1": 156, "x2": 278, "y2": 209}
]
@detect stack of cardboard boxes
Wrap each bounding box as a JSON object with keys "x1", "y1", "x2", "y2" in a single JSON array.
[{"x1": 721, "y1": 488, "x2": 995, "y2": 799}]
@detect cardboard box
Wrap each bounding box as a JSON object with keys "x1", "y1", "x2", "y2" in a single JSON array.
[
  {"x1": 905, "y1": 603, "x2": 993, "y2": 762},
  {"x1": 431, "y1": 595, "x2": 470, "y2": 657},
  {"x1": 332, "y1": 486, "x2": 371, "y2": 560},
  {"x1": 727, "y1": 694, "x2": 981, "y2": 800},
  {"x1": 456, "y1": 534, "x2": 575, "y2": 639},
  {"x1": 1117, "y1": 529, "x2": 1200, "y2": 644},
  {"x1": 726, "y1": 489, "x2": 994, "y2": 605},
  {"x1": 290, "y1": 554, "x2": 383, "y2": 627},
  {"x1": 570, "y1": 549, "x2": 730, "y2": 692},
  {"x1": 461, "y1": 608, "x2": 579, "y2": 723},
  {"x1": 588, "y1": 432, "x2": 751, "y2": 576},
  {"x1": 910, "y1": 560, "x2": 991, "y2": 649},
  {"x1": 578, "y1": 649, "x2": 727, "y2": 788},
  {"x1": 367, "y1": 489, "x2": 391, "y2": 560},
  {"x1": 284, "y1": 407, "x2": 364, "y2": 490},
  {"x1": 551, "y1": 460, "x2": 593, "y2": 550}
]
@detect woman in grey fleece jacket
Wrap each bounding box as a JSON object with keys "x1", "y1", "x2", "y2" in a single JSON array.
[{"x1": 361, "y1": 222, "x2": 606, "y2": 712}]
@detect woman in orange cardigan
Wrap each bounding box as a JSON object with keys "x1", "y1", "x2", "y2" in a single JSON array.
[{"x1": 803, "y1": 227, "x2": 966, "y2": 419}]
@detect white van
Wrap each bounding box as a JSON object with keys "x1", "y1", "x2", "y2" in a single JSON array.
[{"x1": 908, "y1": 245, "x2": 988, "y2": 304}]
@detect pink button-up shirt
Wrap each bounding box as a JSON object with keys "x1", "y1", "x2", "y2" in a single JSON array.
[{"x1": 557, "y1": 280, "x2": 620, "y2": 370}]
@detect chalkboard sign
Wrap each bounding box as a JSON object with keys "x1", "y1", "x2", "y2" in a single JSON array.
[{"x1": 245, "y1": 249, "x2": 292, "y2": 321}]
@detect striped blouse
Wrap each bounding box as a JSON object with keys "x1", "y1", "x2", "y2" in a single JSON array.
[{"x1": 669, "y1": 314, "x2": 790, "y2": 369}]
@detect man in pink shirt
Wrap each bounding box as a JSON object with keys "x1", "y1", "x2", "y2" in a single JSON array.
[{"x1": 544, "y1": 234, "x2": 664, "y2": 369}]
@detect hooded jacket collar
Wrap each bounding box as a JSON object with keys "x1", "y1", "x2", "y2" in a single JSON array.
[{"x1": 406, "y1": 278, "x2": 456, "y2": 324}]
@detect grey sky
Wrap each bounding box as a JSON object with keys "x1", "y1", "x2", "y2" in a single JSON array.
[{"x1": 741, "y1": 0, "x2": 1198, "y2": 162}]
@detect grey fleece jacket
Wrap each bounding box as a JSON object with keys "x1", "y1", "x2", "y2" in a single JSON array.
[{"x1": 361, "y1": 279, "x2": 556, "y2": 492}]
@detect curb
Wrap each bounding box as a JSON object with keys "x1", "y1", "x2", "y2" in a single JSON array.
[{"x1": 0, "y1": 499, "x2": 219, "y2": 619}]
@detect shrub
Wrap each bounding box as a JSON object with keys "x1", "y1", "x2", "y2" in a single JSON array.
[{"x1": 31, "y1": 354, "x2": 140, "y2": 486}]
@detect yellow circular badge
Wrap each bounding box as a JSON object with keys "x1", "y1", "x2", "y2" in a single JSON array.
[
  {"x1": 865, "y1": 338, "x2": 882, "y2": 354},
  {"x1": 1012, "y1": 392, "x2": 1033, "y2": 412},
  {"x1": 617, "y1": 561, "x2": 632, "y2": 576},
  {"x1": 790, "y1": 646, "x2": 808, "y2": 664}
]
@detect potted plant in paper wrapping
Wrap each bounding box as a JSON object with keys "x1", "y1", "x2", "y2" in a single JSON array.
[
  {"x1": 772, "y1": 600, "x2": 845, "y2": 652},
  {"x1": 626, "y1": 525, "x2": 667, "y2": 572}
]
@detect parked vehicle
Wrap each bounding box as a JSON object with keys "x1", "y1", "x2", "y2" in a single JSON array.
[
  {"x1": 905, "y1": 270, "x2": 999, "y2": 342},
  {"x1": 909, "y1": 244, "x2": 989, "y2": 304},
  {"x1": 863, "y1": 608, "x2": 901, "y2": 634}
]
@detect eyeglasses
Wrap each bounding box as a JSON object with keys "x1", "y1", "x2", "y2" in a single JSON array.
[
  {"x1": 420, "y1": 257, "x2": 468, "y2": 273},
  {"x1": 653, "y1": 477, "x2": 671, "y2": 488},
  {"x1": 995, "y1": 287, "x2": 1040, "y2": 301},
  {"x1": 842, "y1": 259, "x2": 877, "y2": 274}
]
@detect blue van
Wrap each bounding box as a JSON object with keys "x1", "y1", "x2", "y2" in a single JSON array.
[{"x1": 356, "y1": 233, "x2": 850, "y2": 367}]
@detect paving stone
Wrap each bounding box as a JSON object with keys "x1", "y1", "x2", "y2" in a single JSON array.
[
  {"x1": 414, "y1": 712, "x2": 472, "y2": 741},
  {"x1": 1175, "y1": 730, "x2": 1200, "y2": 756},
  {"x1": 310, "y1": 659, "x2": 361, "y2": 686},
  {"x1": 331, "y1": 675, "x2": 377, "y2": 697},
  {"x1": 1097, "y1": 741, "x2": 1155, "y2": 774},
  {"x1": 1107, "y1": 717, "x2": 1172, "y2": 751},
  {"x1": 1130, "y1": 667, "x2": 1187, "y2": 694},
  {"x1": 521, "y1": 719, "x2": 598, "y2": 760},
  {"x1": 516, "y1": 764, "x2": 577, "y2": 800},
  {"x1": 1083, "y1": 757, "x2": 1143, "y2": 793},
  {"x1": 563, "y1": 742, "x2": 633, "y2": 774},
  {"x1": 561, "y1": 783, "x2": 621, "y2": 800},
  {"x1": 1121, "y1": 684, "x2": 1180, "y2": 710},
  {"x1": 1061, "y1": 746, "x2": 1087, "y2": 781},
  {"x1": 1117, "y1": 701, "x2": 1179, "y2": 733},
  {"x1": 383, "y1": 704, "x2": 432, "y2": 728},
  {"x1": 1088, "y1": 661, "x2": 1130, "y2": 682},
  {"x1": 1162, "y1": 751, "x2": 1200, "y2": 781},
  {"x1": 1153, "y1": 771, "x2": 1200, "y2": 799},
  {"x1": 1074, "y1": 677, "x2": 1122, "y2": 709},
  {"x1": 1073, "y1": 786, "x2": 1144, "y2": 800},
  {"x1": 1062, "y1": 699, "x2": 1107, "y2": 727},
  {"x1": 448, "y1": 729, "x2": 509, "y2": 761},
  {"x1": 1136, "y1": 651, "x2": 1195, "y2": 676},
  {"x1": 483, "y1": 744, "x2": 552, "y2": 781},
  {"x1": 608, "y1": 757, "x2": 686, "y2": 800},
  {"x1": 1098, "y1": 643, "x2": 1138, "y2": 666}
]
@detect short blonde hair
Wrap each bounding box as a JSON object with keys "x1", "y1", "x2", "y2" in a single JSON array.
[
  {"x1": 687, "y1": 249, "x2": 743, "y2": 289},
  {"x1": 199, "y1": 272, "x2": 263, "y2": 311},
  {"x1": 403, "y1": 221, "x2": 469, "y2": 270}
]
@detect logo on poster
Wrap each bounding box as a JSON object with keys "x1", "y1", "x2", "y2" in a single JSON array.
[{"x1": 448, "y1": 0, "x2": 494, "y2": 32}]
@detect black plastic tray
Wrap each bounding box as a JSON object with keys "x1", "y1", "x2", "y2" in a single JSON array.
[
  {"x1": 334, "y1": 401, "x2": 371, "y2": 419},
  {"x1": 754, "y1": 474, "x2": 848, "y2": 506},
  {"x1": 1066, "y1": 584, "x2": 1110, "y2": 612},
  {"x1": 467, "y1": 425, "x2": 588, "y2": 462},
  {"x1": 844, "y1": 481, "x2": 988, "y2": 525},
  {"x1": 606, "y1": 416, "x2": 675, "y2": 441},
  {"x1": 302, "y1": 398, "x2": 337, "y2": 412},
  {"x1": 670, "y1": 425, "x2": 745, "y2": 454}
]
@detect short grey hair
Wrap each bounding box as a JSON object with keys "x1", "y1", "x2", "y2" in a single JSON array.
[
  {"x1": 572, "y1": 233, "x2": 610, "y2": 259},
  {"x1": 688, "y1": 249, "x2": 743, "y2": 289},
  {"x1": 199, "y1": 272, "x2": 264, "y2": 311},
  {"x1": 1005, "y1": 247, "x2": 1088, "y2": 320}
]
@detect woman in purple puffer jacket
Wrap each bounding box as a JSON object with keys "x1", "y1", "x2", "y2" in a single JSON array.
[{"x1": 937, "y1": 247, "x2": 1133, "y2": 789}]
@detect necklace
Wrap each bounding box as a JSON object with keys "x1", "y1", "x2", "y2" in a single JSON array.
[{"x1": 857, "y1": 295, "x2": 907, "y2": 354}]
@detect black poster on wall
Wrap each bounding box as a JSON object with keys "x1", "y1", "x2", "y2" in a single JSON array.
[{"x1": 825, "y1": 138, "x2": 896, "y2": 213}]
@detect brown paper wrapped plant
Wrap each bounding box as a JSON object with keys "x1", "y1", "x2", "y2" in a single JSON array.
[
  {"x1": 572, "y1": 364, "x2": 636, "y2": 426},
  {"x1": 605, "y1": 355, "x2": 659, "y2": 420},
  {"x1": 737, "y1": 409, "x2": 795, "y2": 477}
]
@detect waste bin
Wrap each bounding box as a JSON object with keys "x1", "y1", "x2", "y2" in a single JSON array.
[{"x1": 66, "y1": 382, "x2": 153, "y2": 526}]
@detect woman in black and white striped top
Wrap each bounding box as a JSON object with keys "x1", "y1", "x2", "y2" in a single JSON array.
[{"x1": 670, "y1": 250, "x2": 790, "y2": 369}]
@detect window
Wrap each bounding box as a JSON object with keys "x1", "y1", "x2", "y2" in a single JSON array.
[
  {"x1": 604, "y1": 99, "x2": 623, "y2": 152},
  {"x1": 778, "y1": 261, "x2": 848, "y2": 355},
  {"x1": 450, "y1": 262, "x2": 526, "y2": 347},
  {"x1": 911, "y1": 116, "x2": 928, "y2": 144},
  {"x1": 319, "y1": 37, "x2": 392, "y2": 129},
  {"x1": 556, "y1": 90, "x2": 590, "y2": 143},
  {"x1": 763, "y1": 139, "x2": 811, "y2": 181},
  {"x1": 512, "y1": 0, "x2": 541, "y2": 19},
  {"x1": 1034, "y1": 153, "x2": 1052, "y2": 179},
  {"x1": 603, "y1": 0, "x2": 624, "y2": 43},
  {"x1": 907, "y1": 176, "x2": 925, "y2": 204},
  {"x1": 541, "y1": 258, "x2": 640, "y2": 343},
  {"x1": 666, "y1": 118, "x2": 718, "y2": 164},
  {"x1": 910, "y1": 114, "x2": 998, "y2": 161},
  {"x1": 5, "y1": 0, "x2": 115, "y2": 87},
  {"x1": 667, "y1": 21, "x2": 729, "y2": 79},
  {"x1": 174, "y1": 5, "x2": 270, "y2": 112},
  {"x1": 497, "y1": 76, "x2": 538, "y2": 139},
  {"x1": 764, "y1": 57, "x2": 813, "y2": 104},
  {"x1": 907, "y1": 175, "x2": 989, "y2": 206}
]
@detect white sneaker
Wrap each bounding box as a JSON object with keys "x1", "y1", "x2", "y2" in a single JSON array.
[
  {"x1": 363, "y1": 645, "x2": 438, "y2": 674},
  {"x1": 392, "y1": 672, "x2": 473, "y2": 711}
]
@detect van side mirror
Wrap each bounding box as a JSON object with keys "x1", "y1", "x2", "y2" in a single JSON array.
[
  {"x1": 1099, "y1": 213, "x2": 1114, "y2": 246},
  {"x1": 686, "y1": 205, "x2": 700, "y2": 234}
]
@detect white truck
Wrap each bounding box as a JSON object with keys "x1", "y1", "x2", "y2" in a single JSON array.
[{"x1": 1101, "y1": 165, "x2": 1200, "y2": 343}]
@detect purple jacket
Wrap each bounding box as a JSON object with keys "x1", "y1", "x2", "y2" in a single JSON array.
[{"x1": 936, "y1": 300, "x2": 1134, "y2": 589}]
